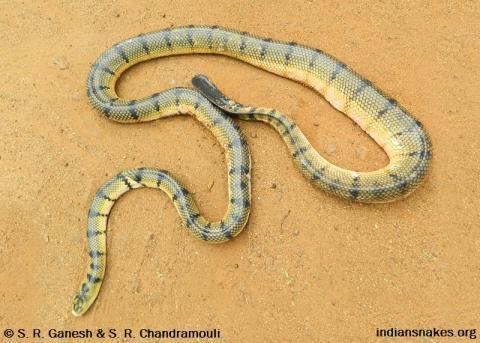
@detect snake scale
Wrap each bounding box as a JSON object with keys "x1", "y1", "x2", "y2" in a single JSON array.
[{"x1": 72, "y1": 26, "x2": 432, "y2": 316}]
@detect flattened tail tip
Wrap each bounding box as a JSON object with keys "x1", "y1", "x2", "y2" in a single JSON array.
[
  {"x1": 72, "y1": 300, "x2": 91, "y2": 317},
  {"x1": 72, "y1": 309, "x2": 82, "y2": 317},
  {"x1": 72, "y1": 293, "x2": 90, "y2": 317}
]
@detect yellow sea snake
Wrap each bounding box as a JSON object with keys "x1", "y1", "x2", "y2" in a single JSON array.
[{"x1": 72, "y1": 26, "x2": 432, "y2": 316}]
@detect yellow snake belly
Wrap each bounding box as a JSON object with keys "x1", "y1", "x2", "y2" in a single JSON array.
[{"x1": 72, "y1": 26, "x2": 432, "y2": 316}]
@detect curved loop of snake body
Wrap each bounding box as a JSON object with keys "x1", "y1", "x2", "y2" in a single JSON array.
[{"x1": 73, "y1": 26, "x2": 432, "y2": 316}]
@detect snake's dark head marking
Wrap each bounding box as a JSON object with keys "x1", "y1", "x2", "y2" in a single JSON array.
[{"x1": 192, "y1": 74, "x2": 234, "y2": 110}]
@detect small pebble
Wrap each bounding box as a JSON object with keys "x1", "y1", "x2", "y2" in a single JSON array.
[
  {"x1": 355, "y1": 146, "x2": 368, "y2": 160},
  {"x1": 53, "y1": 56, "x2": 69, "y2": 70},
  {"x1": 208, "y1": 180, "x2": 215, "y2": 191},
  {"x1": 325, "y1": 143, "x2": 337, "y2": 155},
  {"x1": 271, "y1": 183, "x2": 277, "y2": 189},
  {"x1": 71, "y1": 92, "x2": 81, "y2": 101}
]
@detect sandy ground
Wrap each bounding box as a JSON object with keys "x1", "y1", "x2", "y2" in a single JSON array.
[{"x1": 1, "y1": 1, "x2": 479, "y2": 342}]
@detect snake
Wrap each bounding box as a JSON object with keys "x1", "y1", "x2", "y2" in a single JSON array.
[{"x1": 72, "y1": 26, "x2": 432, "y2": 316}]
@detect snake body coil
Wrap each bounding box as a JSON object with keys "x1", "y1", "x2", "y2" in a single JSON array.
[{"x1": 73, "y1": 26, "x2": 432, "y2": 316}]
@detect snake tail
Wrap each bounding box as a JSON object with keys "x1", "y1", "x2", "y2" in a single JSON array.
[{"x1": 72, "y1": 89, "x2": 251, "y2": 316}]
